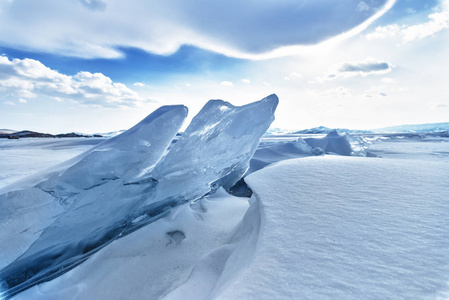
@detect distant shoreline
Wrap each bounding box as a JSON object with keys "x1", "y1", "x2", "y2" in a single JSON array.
[{"x1": 0, "y1": 131, "x2": 103, "y2": 139}]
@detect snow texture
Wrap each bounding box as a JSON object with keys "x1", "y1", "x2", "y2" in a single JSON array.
[
  {"x1": 216, "y1": 156, "x2": 449, "y2": 299},
  {"x1": 14, "y1": 189, "x2": 250, "y2": 300},
  {"x1": 0, "y1": 95, "x2": 278, "y2": 298},
  {"x1": 0, "y1": 105, "x2": 188, "y2": 297},
  {"x1": 0, "y1": 138, "x2": 104, "y2": 190},
  {"x1": 2, "y1": 97, "x2": 448, "y2": 299},
  {"x1": 246, "y1": 137, "x2": 323, "y2": 175}
]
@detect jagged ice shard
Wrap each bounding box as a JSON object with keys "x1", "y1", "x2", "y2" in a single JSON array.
[
  {"x1": 0, "y1": 105, "x2": 188, "y2": 269},
  {"x1": 0, "y1": 105, "x2": 188, "y2": 298},
  {"x1": 0, "y1": 94, "x2": 278, "y2": 298},
  {"x1": 38, "y1": 105, "x2": 189, "y2": 200}
]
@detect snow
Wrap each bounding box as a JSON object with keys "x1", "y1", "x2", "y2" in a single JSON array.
[
  {"x1": 8, "y1": 133, "x2": 446, "y2": 300},
  {"x1": 373, "y1": 122, "x2": 449, "y2": 133},
  {"x1": 216, "y1": 156, "x2": 449, "y2": 299},
  {"x1": 0, "y1": 106, "x2": 187, "y2": 276},
  {"x1": 367, "y1": 135, "x2": 449, "y2": 162},
  {"x1": 37, "y1": 105, "x2": 188, "y2": 196},
  {"x1": 0, "y1": 138, "x2": 104, "y2": 190},
  {"x1": 246, "y1": 137, "x2": 323, "y2": 175},
  {"x1": 0, "y1": 95, "x2": 277, "y2": 298},
  {"x1": 14, "y1": 189, "x2": 250, "y2": 300},
  {"x1": 1, "y1": 97, "x2": 448, "y2": 299}
]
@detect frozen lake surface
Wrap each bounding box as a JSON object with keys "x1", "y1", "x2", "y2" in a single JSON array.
[
  {"x1": 0, "y1": 138, "x2": 105, "y2": 190},
  {"x1": 1, "y1": 130, "x2": 448, "y2": 299}
]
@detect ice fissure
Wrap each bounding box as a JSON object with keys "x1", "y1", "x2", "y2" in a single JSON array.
[{"x1": 0, "y1": 94, "x2": 278, "y2": 299}]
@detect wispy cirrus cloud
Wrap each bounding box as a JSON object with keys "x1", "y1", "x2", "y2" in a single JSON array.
[
  {"x1": 0, "y1": 0, "x2": 395, "y2": 60},
  {"x1": 0, "y1": 56, "x2": 150, "y2": 107}
]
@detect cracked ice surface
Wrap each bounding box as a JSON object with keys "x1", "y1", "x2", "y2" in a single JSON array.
[{"x1": 0, "y1": 94, "x2": 278, "y2": 298}]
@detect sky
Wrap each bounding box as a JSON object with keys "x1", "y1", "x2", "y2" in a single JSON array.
[{"x1": 0, "y1": 0, "x2": 448, "y2": 134}]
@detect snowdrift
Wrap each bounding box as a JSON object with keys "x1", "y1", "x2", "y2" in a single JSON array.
[
  {"x1": 218, "y1": 156, "x2": 449, "y2": 299},
  {"x1": 2, "y1": 93, "x2": 447, "y2": 299},
  {"x1": 0, "y1": 95, "x2": 278, "y2": 298}
]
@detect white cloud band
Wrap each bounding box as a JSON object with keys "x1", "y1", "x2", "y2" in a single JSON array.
[
  {"x1": 0, "y1": 56, "x2": 147, "y2": 107},
  {"x1": 0, "y1": 0, "x2": 395, "y2": 60}
]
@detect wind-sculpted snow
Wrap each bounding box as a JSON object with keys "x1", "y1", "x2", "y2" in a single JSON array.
[
  {"x1": 0, "y1": 95, "x2": 278, "y2": 298},
  {"x1": 213, "y1": 156, "x2": 449, "y2": 299},
  {"x1": 304, "y1": 130, "x2": 353, "y2": 156},
  {"x1": 247, "y1": 138, "x2": 324, "y2": 175}
]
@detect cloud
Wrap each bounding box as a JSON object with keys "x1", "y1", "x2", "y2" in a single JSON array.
[
  {"x1": 220, "y1": 81, "x2": 233, "y2": 87},
  {"x1": 241, "y1": 79, "x2": 251, "y2": 84},
  {"x1": 0, "y1": 0, "x2": 395, "y2": 59},
  {"x1": 0, "y1": 56, "x2": 147, "y2": 107},
  {"x1": 338, "y1": 61, "x2": 391, "y2": 73},
  {"x1": 381, "y1": 77, "x2": 396, "y2": 84},
  {"x1": 365, "y1": 24, "x2": 402, "y2": 40},
  {"x1": 433, "y1": 103, "x2": 448, "y2": 108},
  {"x1": 357, "y1": 1, "x2": 371, "y2": 12},
  {"x1": 366, "y1": 0, "x2": 449, "y2": 42},
  {"x1": 362, "y1": 85, "x2": 390, "y2": 98},
  {"x1": 78, "y1": 0, "x2": 107, "y2": 11},
  {"x1": 307, "y1": 86, "x2": 352, "y2": 98},
  {"x1": 324, "y1": 58, "x2": 393, "y2": 80},
  {"x1": 284, "y1": 72, "x2": 303, "y2": 81},
  {"x1": 18, "y1": 98, "x2": 27, "y2": 103},
  {"x1": 133, "y1": 82, "x2": 145, "y2": 87}
]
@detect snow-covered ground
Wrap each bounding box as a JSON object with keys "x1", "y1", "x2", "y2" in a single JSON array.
[
  {"x1": 231, "y1": 155, "x2": 449, "y2": 299},
  {"x1": 1, "y1": 104, "x2": 448, "y2": 299},
  {"x1": 0, "y1": 138, "x2": 105, "y2": 190}
]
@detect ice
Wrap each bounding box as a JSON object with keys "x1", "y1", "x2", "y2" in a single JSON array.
[
  {"x1": 246, "y1": 137, "x2": 323, "y2": 175},
  {"x1": 13, "y1": 189, "x2": 250, "y2": 300},
  {"x1": 143, "y1": 94, "x2": 278, "y2": 204},
  {"x1": 0, "y1": 138, "x2": 105, "y2": 190},
  {"x1": 0, "y1": 95, "x2": 278, "y2": 298},
  {"x1": 0, "y1": 105, "x2": 188, "y2": 297},
  {"x1": 37, "y1": 105, "x2": 188, "y2": 200},
  {"x1": 1, "y1": 126, "x2": 449, "y2": 299},
  {"x1": 304, "y1": 130, "x2": 353, "y2": 156}
]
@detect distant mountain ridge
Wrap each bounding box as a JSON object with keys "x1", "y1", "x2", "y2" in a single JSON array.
[
  {"x1": 3, "y1": 121, "x2": 448, "y2": 139},
  {"x1": 0, "y1": 130, "x2": 103, "y2": 139},
  {"x1": 93, "y1": 130, "x2": 126, "y2": 138}
]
